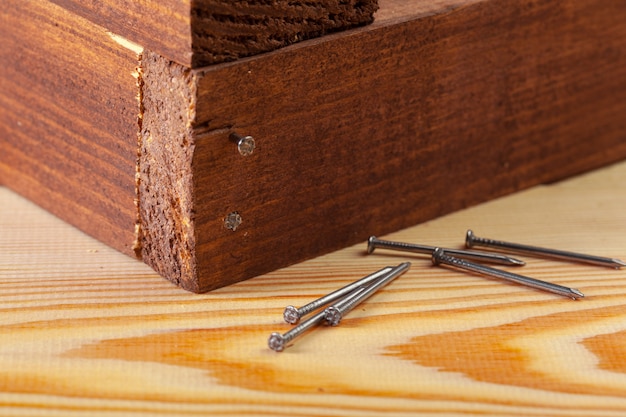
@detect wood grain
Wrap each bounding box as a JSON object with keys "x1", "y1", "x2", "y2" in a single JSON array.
[
  {"x1": 0, "y1": 0, "x2": 141, "y2": 255},
  {"x1": 0, "y1": 161, "x2": 625, "y2": 415},
  {"x1": 175, "y1": 0, "x2": 626, "y2": 291},
  {"x1": 50, "y1": 0, "x2": 378, "y2": 67},
  {"x1": 3, "y1": 0, "x2": 626, "y2": 293}
]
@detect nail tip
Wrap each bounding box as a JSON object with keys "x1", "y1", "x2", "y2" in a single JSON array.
[
  {"x1": 571, "y1": 288, "x2": 585, "y2": 299},
  {"x1": 613, "y1": 259, "x2": 626, "y2": 268}
]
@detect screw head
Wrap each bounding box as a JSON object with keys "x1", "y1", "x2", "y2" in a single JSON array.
[
  {"x1": 268, "y1": 332, "x2": 286, "y2": 352},
  {"x1": 283, "y1": 305, "x2": 300, "y2": 324},
  {"x1": 224, "y1": 212, "x2": 242, "y2": 231}
]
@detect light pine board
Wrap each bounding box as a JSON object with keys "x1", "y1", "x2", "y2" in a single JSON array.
[{"x1": 0, "y1": 160, "x2": 625, "y2": 416}]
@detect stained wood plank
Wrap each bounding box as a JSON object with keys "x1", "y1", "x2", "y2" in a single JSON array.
[
  {"x1": 139, "y1": 0, "x2": 626, "y2": 291},
  {"x1": 3, "y1": 0, "x2": 626, "y2": 293},
  {"x1": 50, "y1": 0, "x2": 191, "y2": 64},
  {"x1": 0, "y1": 161, "x2": 625, "y2": 415},
  {"x1": 49, "y1": 0, "x2": 379, "y2": 67},
  {"x1": 0, "y1": 0, "x2": 141, "y2": 255}
]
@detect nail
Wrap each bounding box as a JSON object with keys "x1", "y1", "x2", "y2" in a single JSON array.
[
  {"x1": 466, "y1": 229, "x2": 626, "y2": 269},
  {"x1": 432, "y1": 248, "x2": 584, "y2": 300},
  {"x1": 268, "y1": 309, "x2": 327, "y2": 352},
  {"x1": 229, "y1": 132, "x2": 255, "y2": 156},
  {"x1": 283, "y1": 266, "x2": 394, "y2": 324},
  {"x1": 367, "y1": 236, "x2": 525, "y2": 266},
  {"x1": 325, "y1": 262, "x2": 411, "y2": 326},
  {"x1": 224, "y1": 212, "x2": 242, "y2": 231}
]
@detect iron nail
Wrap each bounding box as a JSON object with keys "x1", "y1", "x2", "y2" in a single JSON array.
[
  {"x1": 367, "y1": 236, "x2": 525, "y2": 266},
  {"x1": 324, "y1": 262, "x2": 411, "y2": 326},
  {"x1": 283, "y1": 266, "x2": 394, "y2": 324},
  {"x1": 432, "y1": 248, "x2": 584, "y2": 300},
  {"x1": 466, "y1": 229, "x2": 626, "y2": 269},
  {"x1": 229, "y1": 132, "x2": 255, "y2": 156}
]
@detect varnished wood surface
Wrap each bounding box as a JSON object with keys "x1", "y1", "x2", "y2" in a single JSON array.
[
  {"x1": 50, "y1": 0, "x2": 192, "y2": 65},
  {"x1": 0, "y1": 0, "x2": 141, "y2": 256},
  {"x1": 50, "y1": 0, "x2": 378, "y2": 67},
  {"x1": 185, "y1": 0, "x2": 626, "y2": 291},
  {"x1": 1, "y1": 161, "x2": 625, "y2": 415}
]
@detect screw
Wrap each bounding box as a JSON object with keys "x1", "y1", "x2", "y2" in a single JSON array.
[
  {"x1": 283, "y1": 266, "x2": 394, "y2": 324},
  {"x1": 324, "y1": 262, "x2": 411, "y2": 326},
  {"x1": 367, "y1": 236, "x2": 525, "y2": 266},
  {"x1": 229, "y1": 132, "x2": 255, "y2": 156},
  {"x1": 466, "y1": 229, "x2": 626, "y2": 269},
  {"x1": 224, "y1": 212, "x2": 242, "y2": 231},
  {"x1": 431, "y1": 247, "x2": 584, "y2": 300},
  {"x1": 268, "y1": 309, "x2": 327, "y2": 352}
]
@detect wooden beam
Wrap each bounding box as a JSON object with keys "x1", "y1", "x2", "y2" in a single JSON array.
[
  {"x1": 49, "y1": 0, "x2": 379, "y2": 67},
  {"x1": 0, "y1": 0, "x2": 141, "y2": 255},
  {"x1": 139, "y1": 0, "x2": 626, "y2": 291}
]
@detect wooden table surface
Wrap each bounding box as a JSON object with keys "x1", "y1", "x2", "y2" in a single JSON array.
[{"x1": 1, "y1": 160, "x2": 626, "y2": 416}]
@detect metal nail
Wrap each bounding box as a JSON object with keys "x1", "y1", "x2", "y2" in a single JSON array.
[
  {"x1": 229, "y1": 132, "x2": 255, "y2": 156},
  {"x1": 283, "y1": 266, "x2": 394, "y2": 324},
  {"x1": 325, "y1": 262, "x2": 411, "y2": 326},
  {"x1": 224, "y1": 212, "x2": 242, "y2": 231},
  {"x1": 367, "y1": 236, "x2": 525, "y2": 266},
  {"x1": 268, "y1": 309, "x2": 327, "y2": 352},
  {"x1": 432, "y1": 248, "x2": 584, "y2": 300},
  {"x1": 466, "y1": 229, "x2": 626, "y2": 269}
]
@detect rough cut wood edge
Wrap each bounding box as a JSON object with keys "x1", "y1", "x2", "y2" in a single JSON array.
[
  {"x1": 178, "y1": 0, "x2": 626, "y2": 292},
  {"x1": 0, "y1": 0, "x2": 142, "y2": 256},
  {"x1": 138, "y1": 52, "x2": 198, "y2": 292},
  {"x1": 49, "y1": 0, "x2": 378, "y2": 68}
]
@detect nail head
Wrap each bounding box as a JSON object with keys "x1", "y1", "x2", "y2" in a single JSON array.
[
  {"x1": 230, "y1": 133, "x2": 255, "y2": 156},
  {"x1": 431, "y1": 247, "x2": 444, "y2": 265},
  {"x1": 224, "y1": 212, "x2": 242, "y2": 231},
  {"x1": 465, "y1": 229, "x2": 476, "y2": 248},
  {"x1": 325, "y1": 306, "x2": 343, "y2": 327},
  {"x1": 268, "y1": 332, "x2": 286, "y2": 352},
  {"x1": 283, "y1": 305, "x2": 300, "y2": 324},
  {"x1": 367, "y1": 236, "x2": 377, "y2": 254}
]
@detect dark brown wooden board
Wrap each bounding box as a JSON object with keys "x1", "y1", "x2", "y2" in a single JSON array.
[
  {"x1": 3, "y1": 0, "x2": 626, "y2": 292},
  {"x1": 140, "y1": 0, "x2": 626, "y2": 292},
  {"x1": 0, "y1": 0, "x2": 141, "y2": 256},
  {"x1": 49, "y1": 0, "x2": 379, "y2": 67}
]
